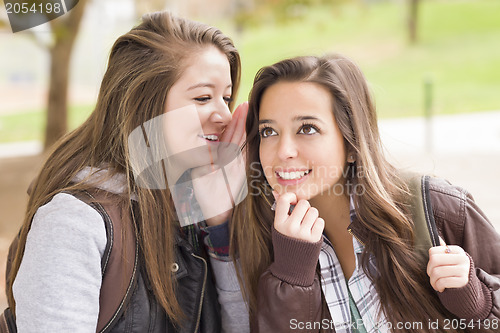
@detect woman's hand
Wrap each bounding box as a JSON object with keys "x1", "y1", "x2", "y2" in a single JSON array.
[
  {"x1": 192, "y1": 102, "x2": 249, "y2": 226},
  {"x1": 273, "y1": 191, "x2": 324, "y2": 243},
  {"x1": 220, "y1": 101, "x2": 248, "y2": 147},
  {"x1": 427, "y1": 237, "x2": 471, "y2": 292}
]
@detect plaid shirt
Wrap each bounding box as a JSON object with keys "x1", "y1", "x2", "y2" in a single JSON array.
[{"x1": 319, "y1": 198, "x2": 389, "y2": 333}]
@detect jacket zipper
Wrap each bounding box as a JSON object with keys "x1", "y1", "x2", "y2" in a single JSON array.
[
  {"x1": 191, "y1": 253, "x2": 207, "y2": 333},
  {"x1": 347, "y1": 228, "x2": 365, "y2": 246}
]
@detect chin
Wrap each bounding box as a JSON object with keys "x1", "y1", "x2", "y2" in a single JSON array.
[
  {"x1": 296, "y1": 192, "x2": 315, "y2": 202},
  {"x1": 288, "y1": 190, "x2": 314, "y2": 202}
]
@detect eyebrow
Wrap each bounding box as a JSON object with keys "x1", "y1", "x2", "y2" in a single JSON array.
[
  {"x1": 187, "y1": 83, "x2": 232, "y2": 90},
  {"x1": 259, "y1": 115, "x2": 325, "y2": 125}
]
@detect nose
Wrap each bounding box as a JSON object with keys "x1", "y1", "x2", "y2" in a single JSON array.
[
  {"x1": 209, "y1": 101, "x2": 232, "y2": 127},
  {"x1": 276, "y1": 134, "x2": 298, "y2": 161}
]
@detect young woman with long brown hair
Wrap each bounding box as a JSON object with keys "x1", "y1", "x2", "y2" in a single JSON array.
[
  {"x1": 6, "y1": 12, "x2": 249, "y2": 332},
  {"x1": 231, "y1": 54, "x2": 500, "y2": 332}
]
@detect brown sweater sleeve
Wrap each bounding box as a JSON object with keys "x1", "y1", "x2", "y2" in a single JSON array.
[
  {"x1": 438, "y1": 253, "x2": 493, "y2": 319},
  {"x1": 253, "y1": 227, "x2": 325, "y2": 333}
]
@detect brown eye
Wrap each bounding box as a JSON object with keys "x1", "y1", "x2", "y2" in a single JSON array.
[
  {"x1": 298, "y1": 124, "x2": 318, "y2": 135},
  {"x1": 260, "y1": 127, "x2": 276, "y2": 138}
]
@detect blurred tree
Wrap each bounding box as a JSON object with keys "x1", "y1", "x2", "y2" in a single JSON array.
[
  {"x1": 0, "y1": 0, "x2": 89, "y2": 150},
  {"x1": 408, "y1": 0, "x2": 420, "y2": 44},
  {"x1": 45, "y1": 0, "x2": 89, "y2": 150},
  {"x1": 0, "y1": 2, "x2": 7, "y2": 30}
]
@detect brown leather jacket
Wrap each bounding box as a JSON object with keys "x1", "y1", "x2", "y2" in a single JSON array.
[{"x1": 254, "y1": 177, "x2": 500, "y2": 332}]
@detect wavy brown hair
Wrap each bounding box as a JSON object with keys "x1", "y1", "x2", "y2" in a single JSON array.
[
  {"x1": 7, "y1": 11, "x2": 240, "y2": 325},
  {"x1": 230, "y1": 54, "x2": 470, "y2": 332}
]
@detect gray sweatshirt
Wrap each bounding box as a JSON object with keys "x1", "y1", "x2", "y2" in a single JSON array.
[{"x1": 13, "y1": 168, "x2": 249, "y2": 332}]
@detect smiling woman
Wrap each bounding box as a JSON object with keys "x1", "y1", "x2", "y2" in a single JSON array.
[
  {"x1": 2, "y1": 11, "x2": 249, "y2": 333},
  {"x1": 231, "y1": 54, "x2": 500, "y2": 333}
]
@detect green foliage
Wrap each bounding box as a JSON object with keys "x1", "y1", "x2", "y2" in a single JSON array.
[{"x1": 236, "y1": 0, "x2": 348, "y2": 28}]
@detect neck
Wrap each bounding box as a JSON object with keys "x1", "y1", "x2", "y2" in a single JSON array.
[
  {"x1": 311, "y1": 189, "x2": 356, "y2": 279},
  {"x1": 309, "y1": 190, "x2": 351, "y2": 243}
]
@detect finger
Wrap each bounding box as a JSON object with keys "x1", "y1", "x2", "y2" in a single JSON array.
[
  {"x1": 430, "y1": 264, "x2": 469, "y2": 280},
  {"x1": 274, "y1": 192, "x2": 297, "y2": 224},
  {"x1": 191, "y1": 164, "x2": 220, "y2": 178},
  {"x1": 288, "y1": 200, "x2": 311, "y2": 225},
  {"x1": 427, "y1": 253, "x2": 470, "y2": 277},
  {"x1": 434, "y1": 276, "x2": 469, "y2": 293},
  {"x1": 220, "y1": 104, "x2": 242, "y2": 143},
  {"x1": 429, "y1": 245, "x2": 465, "y2": 256},
  {"x1": 439, "y1": 236, "x2": 453, "y2": 253},
  {"x1": 311, "y1": 218, "x2": 325, "y2": 242},
  {"x1": 428, "y1": 253, "x2": 469, "y2": 268},
  {"x1": 300, "y1": 207, "x2": 319, "y2": 231},
  {"x1": 271, "y1": 190, "x2": 279, "y2": 211},
  {"x1": 225, "y1": 102, "x2": 247, "y2": 141},
  {"x1": 232, "y1": 102, "x2": 248, "y2": 146}
]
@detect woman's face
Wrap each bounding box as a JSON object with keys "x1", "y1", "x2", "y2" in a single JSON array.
[
  {"x1": 258, "y1": 81, "x2": 347, "y2": 201},
  {"x1": 163, "y1": 46, "x2": 233, "y2": 174}
]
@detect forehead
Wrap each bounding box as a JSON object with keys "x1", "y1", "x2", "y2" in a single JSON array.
[
  {"x1": 259, "y1": 81, "x2": 334, "y2": 121},
  {"x1": 179, "y1": 46, "x2": 231, "y2": 82}
]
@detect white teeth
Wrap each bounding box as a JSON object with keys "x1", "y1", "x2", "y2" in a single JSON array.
[
  {"x1": 202, "y1": 135, "x2": 218, "y2": 141},
  {"x1": 277, "y1": 170, "x2": 310, "y2": 180}
]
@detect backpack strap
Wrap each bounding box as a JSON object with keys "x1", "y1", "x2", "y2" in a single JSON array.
[
  {"x1": 400, "y1": 172, "x2": 440, "y2": 256},
  {"x1": 75, "y1": 190, "x2": 139, "y2": 333}
]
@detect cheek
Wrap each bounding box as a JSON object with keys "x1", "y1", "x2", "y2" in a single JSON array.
[
  {"x1": 195, "y1": 106, "x2": 211, "y2": 125},
  {"x1": 310, "y1": 140, "x2": 346, "y2": 181},
  {"x1": 324, "y1": 148, "x2": 347, "y2": 181},
  {"x1": 259, "y1": 146, "x2": 274, "y2": 180}
]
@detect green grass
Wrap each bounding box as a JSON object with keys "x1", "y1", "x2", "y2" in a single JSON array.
[
  {"x1": 233, "y1": 0, "x2": 500, "y2": 118},
  {"x1": 1, "y1": 0, "x2": 499, "y2": 143},
  {"x1": 0, "y1": 105, "x2": 93, "y2": 143}
]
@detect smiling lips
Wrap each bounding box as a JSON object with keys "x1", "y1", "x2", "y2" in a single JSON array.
[
  {"x1": 199, "y1": 134, "x2": 220, "y2": 142},
  {"x1": 275, "y1": 169, "x2": 312, "y2": 185}
]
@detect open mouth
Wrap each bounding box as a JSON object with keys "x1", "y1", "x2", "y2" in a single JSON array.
[
  {"x1": 276, "y1": 169, "x2": 312, "y2": 180},
  {"x1": 199, "y1": 134, "x2": 220, "y2": 142}
]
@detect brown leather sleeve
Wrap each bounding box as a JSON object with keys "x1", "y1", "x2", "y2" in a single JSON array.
[
  {"x1": 253, "y1": 270, "x2": 323, "y2": 333},
  {"x1": 430, "y1": 179, "x2": 500, "y2": 320},
  {"x1": 252, "y1": 228, "x2": 324, "y2": 332}
]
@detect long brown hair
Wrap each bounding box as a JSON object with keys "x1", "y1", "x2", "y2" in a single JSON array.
[
  {"x1": 8, "y1": 11, "x2": 240, "y2": 324},
  {"x1": 231, "y1": 54, "x2": 466, "y2": 332}
]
